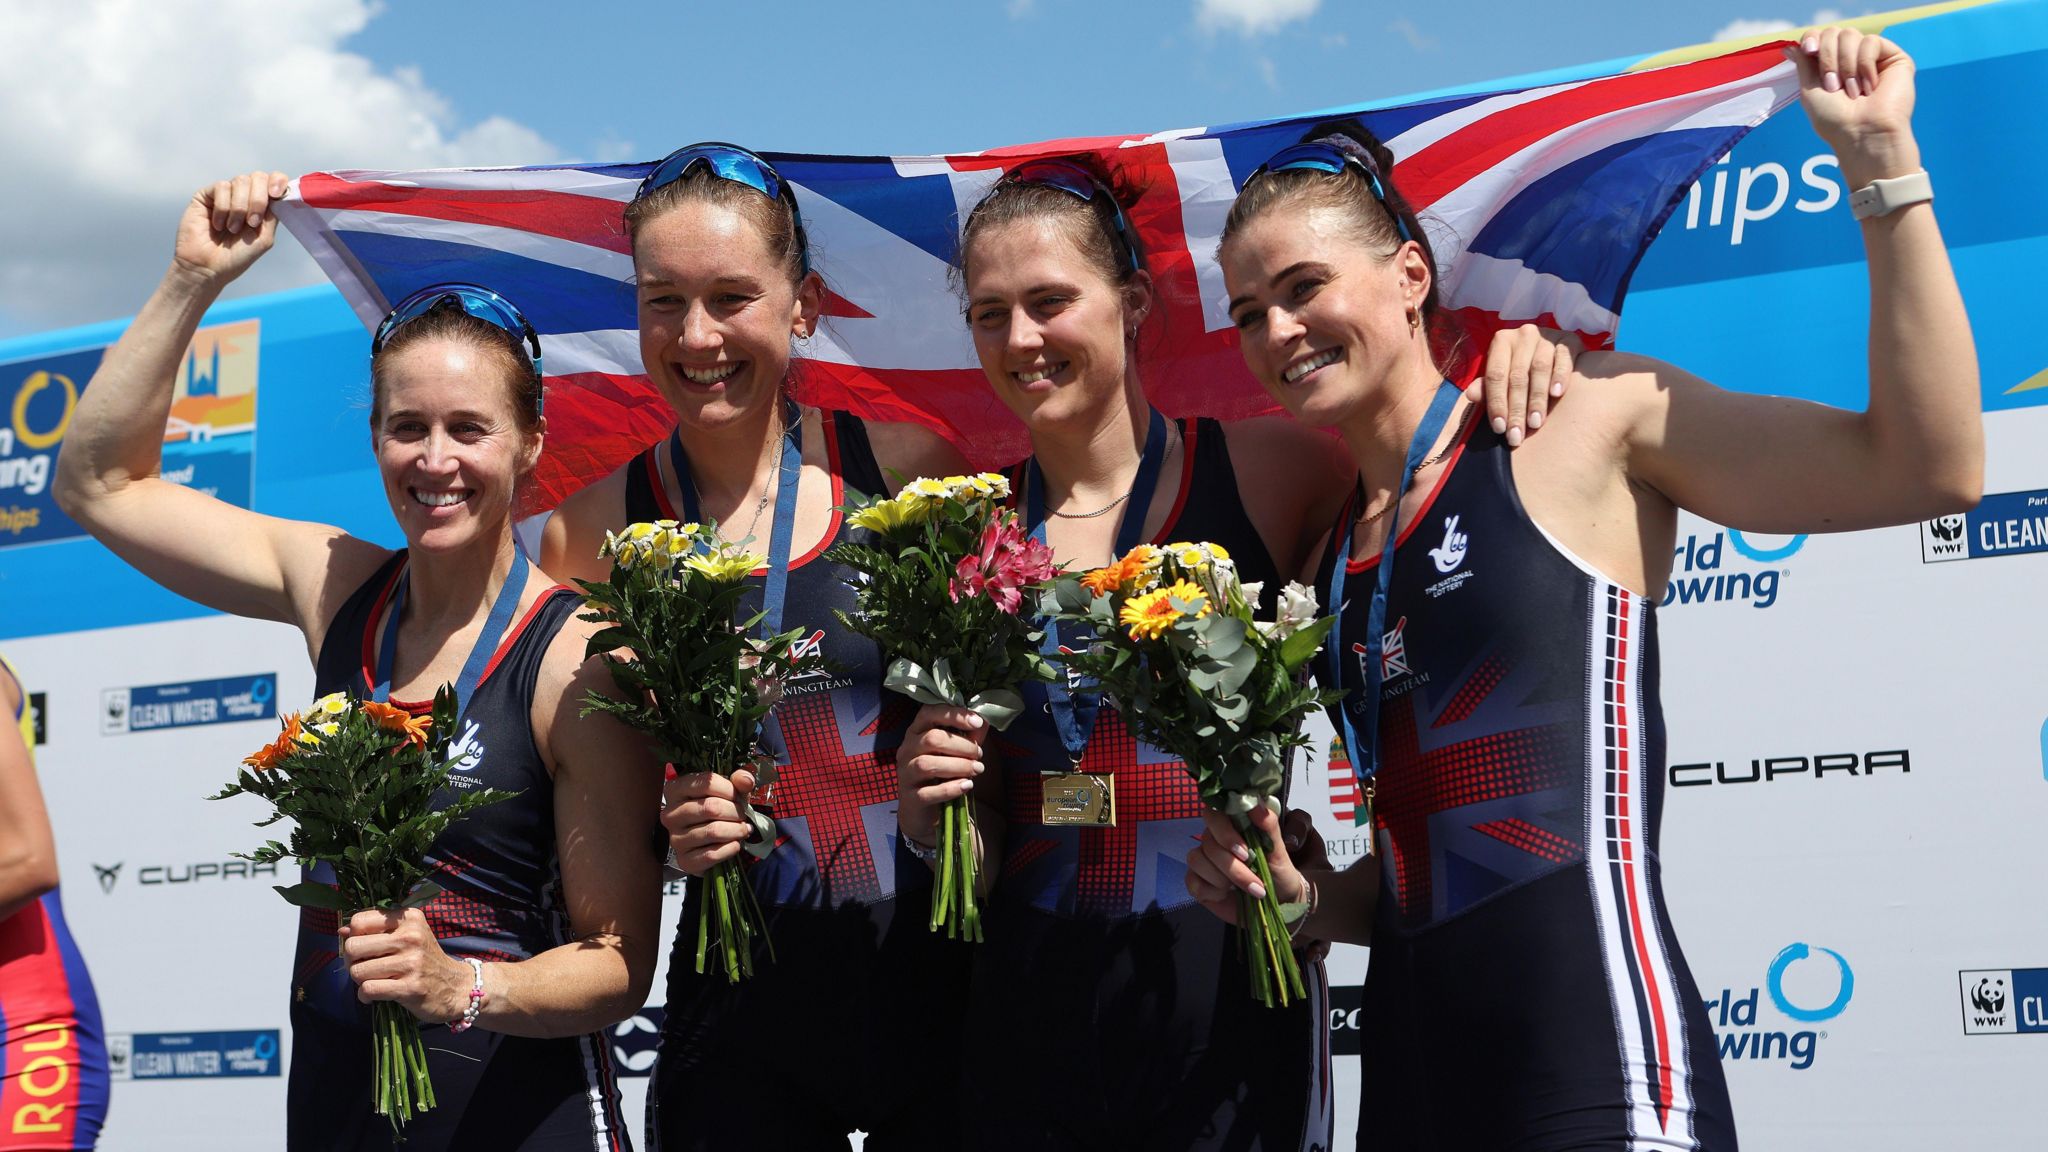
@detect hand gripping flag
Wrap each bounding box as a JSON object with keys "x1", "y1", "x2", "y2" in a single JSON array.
[{"x1": 276, "y1": 44, "x2": 1798, "y2": 513}]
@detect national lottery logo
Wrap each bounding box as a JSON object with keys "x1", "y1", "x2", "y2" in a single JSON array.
[{"x1": 443, "y1": 719, "x2": 485, "y2": 788}]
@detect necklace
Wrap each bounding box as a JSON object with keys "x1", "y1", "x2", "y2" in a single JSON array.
[
  {"x1": 687, "y1": 405, "x2": 787, "y2": 543},
  {"x1": 1048, "y1": 420, "x2": 1180, "y2": 520},
  {"x1": 1356, "y1": 400, "x2": 1474, "y2": 528}
]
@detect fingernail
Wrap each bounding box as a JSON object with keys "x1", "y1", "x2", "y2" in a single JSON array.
[
  {"x1": 1550, "y1": 382, "x2": 1565, "y2": 397},
  {"x1": 1491, "y1": 416, "x2": 1507, "y2": 434},
  {"x1": 960, "y1": 779, "x2": 973, "y2": 792},
  {"x1": 967, "y1": 713, "x2": 984, "y2": 729},
  {"x1": 1231, "y1": 843, "x2": 1249, "y2": 862},
  {"x1": 972, "y1": 761, "x2": 985, "y2": 774},
  {"x1": 1527, "y1": 410, "x2": 1543, "y2": 430},
  {"x1": 1249, "y1": 881, "x2": 1267, "y2": 900},
  {"x1": 1507, "y1": 426, "x2": 1524, "y2": 447},
  {"x1": 1823, "y1": 71, "x2": 1841, "y2": 92},
  {"x1": 249, "y1": 213, "x2": 262, "y2": 228},
  {"x1": 1844, "y1": 76, "x2": 1861, "y2": 98},
  {"x1": 1802, "y1": 35, "x2": 1819, "y2": 52}
]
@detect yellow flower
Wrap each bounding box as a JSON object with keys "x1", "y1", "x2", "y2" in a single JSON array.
[
  {"x1": 1119, "y1": 579, "x2": 1209, "y2": 640},
  {"x1": 684, "y1": 548, "x2": 763, "y2": 583},
  {"x1": 311, "y1": 692, "x2": 350, "y2": 717},
  {"x1": 973, "y1": 472, "x2": 1011, "y2": 499},
  {"x1": 905, "y1": 477, "x2": 951, "y2": 500},
  {"x1": 665, "y1": 531, "x2": 696, "y2": 561},
  {"x1": 848, "y1": 494, "x2": 932, "y2": 535},
  {"x1": 1167, "y1": 541, "x2": 1231, "y2": 570}
]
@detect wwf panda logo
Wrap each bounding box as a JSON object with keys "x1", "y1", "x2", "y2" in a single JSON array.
[
  {"x1": 1927, "y1": 514, "x2": 1966, "y2": 543},
  {"x1": 1971, "y1": 976, "x2": 2007, "y2": 1015}
]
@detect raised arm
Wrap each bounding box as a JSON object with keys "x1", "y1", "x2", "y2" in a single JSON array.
[
  {"x1": 0, "y1": 668, "x2": 58, "y2": 922},
  {"x1": 51, "y1": 172, "x2": 384, "y2": 641},
  {"x1": 1613, "y1": 30, "x2": 1980, "y2": 533}
]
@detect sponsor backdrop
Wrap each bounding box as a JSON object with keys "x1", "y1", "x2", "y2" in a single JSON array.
[{"x1": 2, "y1": 2, "x2": 2042, "y2": 1147}]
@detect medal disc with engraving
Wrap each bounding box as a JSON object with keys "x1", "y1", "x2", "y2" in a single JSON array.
[{"x1": 1040, "y1": 771, "x2": 1115, "y2": 826}]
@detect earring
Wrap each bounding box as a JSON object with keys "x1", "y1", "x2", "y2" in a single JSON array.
[{"x1": 1407, "y1": 308, "x2": 1421, "y2": 334}]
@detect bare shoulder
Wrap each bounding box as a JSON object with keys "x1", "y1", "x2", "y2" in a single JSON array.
[
  {"x1": 542, "y1": 465, "x2": 631, "y2": 585},
  {"x1": 863, "y1": 418, "x2": 968, "y2": 488},
  {"x1": 1218, "y1": 415, "x2": 1352, "y2": 481}
]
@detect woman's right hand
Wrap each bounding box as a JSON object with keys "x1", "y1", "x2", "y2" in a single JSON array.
[
  {"x1": 660, "y1": 768, "x2": 760, "y2": 876},
  {"x1": 895, "y1": 705, "x2": 987, "y2": 848},
  {"x1": 1185, "y1": 804, "x2": 1311, "y2": 927},
  {"x1": 172, "y1": 170, "x2": 290, "y2": 287}
]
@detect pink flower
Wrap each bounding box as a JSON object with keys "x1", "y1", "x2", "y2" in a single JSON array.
[{"x1": 949, "y1": 518, "x2": 1054, "y2": 615}]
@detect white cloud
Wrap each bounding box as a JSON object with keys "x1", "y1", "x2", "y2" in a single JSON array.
[
  {"x1": 1387, "y1": 17, "x2": 1437, "y2": 53},
  {"x1": 1196, "y1": 0, "x2": 1321, "y2": 37},
  {"x1": 0, "y1": 0, "x2": 558, "y2": 338},
  {"x1": 1712, "y1": 9, "x2": 1845, "y2": 42}
]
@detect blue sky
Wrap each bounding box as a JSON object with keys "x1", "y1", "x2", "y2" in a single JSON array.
[
  {"x1": 345, "y1": 1, "x2": 1841, "y2": 160},
  {"x1": 0, "y1": 0, "x2": 1853, "y2": 338}
]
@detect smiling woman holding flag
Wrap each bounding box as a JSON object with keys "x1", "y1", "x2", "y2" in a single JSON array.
[
  {"x1": 1186, "y1": 27, "x2": 1978, "y2": 1150},
  {"x1": 52, "y1": 173, "x2": 663, "y2": 1150}
]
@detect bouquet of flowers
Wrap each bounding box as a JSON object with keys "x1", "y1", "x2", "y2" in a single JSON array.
[
  {"x1": 826, "y1": 473, "x2": 1059, "y2": 941},
  {"x1": 1048, "y1": 542, "x2": 1339, "y2": 1007},
  {"x1": 577, "y1": 519, "x2": 824, "y2": 983},
  {"x1": 217, "y1": 686, "x2": 513, "y2": 1132}
]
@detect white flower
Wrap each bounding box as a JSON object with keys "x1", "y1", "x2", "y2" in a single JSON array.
[{"x1": 1258, "y1": 581, "x2": 1322, "y2": 640}]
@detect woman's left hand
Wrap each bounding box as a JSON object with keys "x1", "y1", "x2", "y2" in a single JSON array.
[
  {"x1": 340, "y1": 907, "x2": 472, "y2": 1023},
  {"x1": 1469, "y1": 324, "x2": 1581, "y2": 447}
]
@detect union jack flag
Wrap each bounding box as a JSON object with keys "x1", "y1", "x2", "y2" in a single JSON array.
[{"x1": 276, "y1": 45, "x2": 1797, "y2": 513}]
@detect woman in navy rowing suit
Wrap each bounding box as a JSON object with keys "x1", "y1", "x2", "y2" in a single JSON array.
[
  {"x1": 1186, "y1": 29, "x2": 1978, "y2": 1150},
  {"x1": 537, "y1": 145, "x2": 970, "y2": 1151},
  {"x1": 53, "y1": 172, "x2": 663, "y2": 1151},
  {"x1": 892, "y1": 157, "x2": 1578, "y2": 1150}
]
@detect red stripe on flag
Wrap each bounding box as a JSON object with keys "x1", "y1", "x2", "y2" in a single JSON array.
[
  {"x1": 298, "y1": 173, "x2": 632, "y2": 254},
  {"x1": 1396, "y1": 44, "x2": 1787, "y2": 211}
]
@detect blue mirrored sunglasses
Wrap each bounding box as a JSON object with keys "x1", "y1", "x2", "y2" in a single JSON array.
[
  {"x1": 1006, "y1": 158, "x2": 1144, "y2": 277},
  {"x1": 1248, "y1": 142, "x2": 1414, "y2": 243},
  {"x1": 635, "y1": 142, "x2": 811, "y2": 274},
  {"x1": 372, "y1": 283, "x2": 545, "y2": 413}
]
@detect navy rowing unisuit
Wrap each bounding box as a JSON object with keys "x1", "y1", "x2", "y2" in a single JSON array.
[{"x1": 1317, "y1": 417, "x2": 1736, "y2": 1151}]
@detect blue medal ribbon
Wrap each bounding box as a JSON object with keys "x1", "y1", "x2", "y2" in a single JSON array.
[
  {"x1": 1028, "y1": 407, "x2": 1170, "y2": 765},
  {"x1": 373, "y1": 547, "x2": 531, "y2": 719},
  {"x1": 666, "y1": 400, "x2": 804, "y2": 639},
  {"x1": 1326, "y1": 380, "x2": 1462, "y2": 791}
]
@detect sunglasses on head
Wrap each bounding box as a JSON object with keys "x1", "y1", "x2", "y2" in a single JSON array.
[
  {"x1": 372, "y1": 283, "x2": 545, "y2": 414},
  {"x1": 1247, "y1": 141, "x2": 1414, "y2": 243},
  {"x1": 635, "y1": 142, "x2": 812, "y2": 275},
  {"x1": 1005, "y1": 158, "x2": 1144, "y2": 277}
]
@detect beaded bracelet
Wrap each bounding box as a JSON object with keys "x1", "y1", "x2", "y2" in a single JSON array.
[
  {"x1": 1285, "y1": 876, "x2": 1321, "y2": 942},
  {"x1": 448, "y1": 957, "x2": 487, "y2": 1034}
]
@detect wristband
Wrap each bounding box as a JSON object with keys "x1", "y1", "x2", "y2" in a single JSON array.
[
  {"x1": 901, "y1": 830, "x2": 940, "y2": 864},
  {"x1": 448, "y1": 957, "x2": 487, "y2": 1034},
  {"x1": 1286, "y1": 875, "x2": 1321, "y2": 942},
  {"x1": 1849, "y1": 170, "x2": 1932, "y2": 220}
]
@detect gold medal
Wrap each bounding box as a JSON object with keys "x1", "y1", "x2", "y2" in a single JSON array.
[{"x1": 1040, "y1": 770, "x2": 1115, "y2": 826}]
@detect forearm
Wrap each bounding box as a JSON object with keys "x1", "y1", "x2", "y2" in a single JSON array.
[
  {"x1": 1299, "y1": 857, "x2": 1378, "y2": 948},
  {"x1": 1850, "y1": 134, "x2": 1982, "y2": 507},
  {"x1": 54, "y1": 268, "x2": 221, "y2": 516},
  {"x1": 468, "y1": 931, "x2": 653, "y2": 1039}
]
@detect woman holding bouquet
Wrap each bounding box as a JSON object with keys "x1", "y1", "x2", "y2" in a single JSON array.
[
  {"x1": 893, "y1": 156, "x2": 1575, "y2": 1149},
  {"x1": 53, "y1": 173, "x2": 663, "y2": 1150},
  {"x1": 1185, "y1": 29, "x2": 1977, "y2": 1149},
  {"x1": 536, "y1": 144, "x2": 973, "y2": 1150}
]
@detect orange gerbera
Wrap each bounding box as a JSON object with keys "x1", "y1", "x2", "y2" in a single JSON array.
[
  {"x1": 1083, "y1": 545, "x2": 1157, "y2": 597},
  {"x1": 243, "y1": 713, "x2": 304, "y2": 772},
  {"x1": 362, "y1": 699, "x2": 434, "y2": 750}
]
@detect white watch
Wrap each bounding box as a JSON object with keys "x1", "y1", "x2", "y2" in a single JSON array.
[{"x1": 1848, "y1": 171, "x2": 1933, "y2": 220}]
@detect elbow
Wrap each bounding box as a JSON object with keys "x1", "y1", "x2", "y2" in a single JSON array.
[
  {"x1": 0, "y1": 850, "x2": 61, "y2": 910},
  {"x1": 1920, "y1": 448, "x2": 1985, "y2": 518}
]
